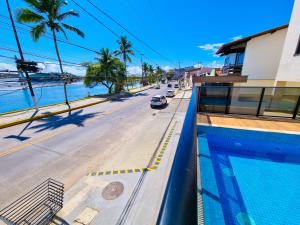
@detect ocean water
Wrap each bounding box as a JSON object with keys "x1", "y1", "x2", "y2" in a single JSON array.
[
  {"x1": 0, "y1": 80, "x2": 140, "y2": 114},
  {"x1": 198, "y1": 126, "x2": 300, "y2": 225}
]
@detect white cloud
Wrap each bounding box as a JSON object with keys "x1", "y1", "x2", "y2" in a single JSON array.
[
  {"x1": 41, "y1": 62, "x2": 87, "y2": 76},
  {"x1": 0, "y1": 61, "x2": 87, "y2": 76},
  {"x1": 193, "y1": 63, "x2": 203, "y2": 68},
  {"x1": 198, "y1": 43, "x2": 223, "y2": 52},
  {"x1": 206, "y1": 60, "x2": 223, "y2": 68},
  {"x1": 162, "y1": 66, "x2": 173, "y2": 71},
  {"x1": 0, "y1": 62, "x2": 17, "y2": 71},
  {"x1": 127, "y1": 66, "x2": 142, "y2": 75},
  {"x1": 231, "y1": 35, "x2": 243, "y2": 41}
]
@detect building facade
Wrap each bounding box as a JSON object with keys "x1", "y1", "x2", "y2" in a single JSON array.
[
  {"x1": 216, "y1": 0, "x2": 300, "y2": 87},
  {"x1": 276, "y1": 0, "x2": 300, "y2": 87}
]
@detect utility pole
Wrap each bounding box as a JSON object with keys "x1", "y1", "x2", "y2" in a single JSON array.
[
  {"x1": 140, "y1": 53, "x2": 144, "y2": 85},
  {"x1": 178, "y1": 61, "x2": 182, "y2": 88},
  {"x1": 6, "y1": 0, "x2": 38, "y2": 110}
]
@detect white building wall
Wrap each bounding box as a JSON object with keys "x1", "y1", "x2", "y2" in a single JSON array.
[
  {"x1": 276, "y1": 0, "x2": 300, "y2": 83},
  {"x1": 241, "y1": 28, "x2": 287, "y2": 80}
]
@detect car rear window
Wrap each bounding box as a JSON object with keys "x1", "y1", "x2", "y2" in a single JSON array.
[{"x1": 152, "y1": 97, "x2": 161, "y2": 102}]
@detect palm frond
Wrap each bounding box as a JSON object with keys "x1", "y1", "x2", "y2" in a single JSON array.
[
  {"x1": 30, "y1": 22, "x2": 46, "y2": 41},
  {"x1": 56, "y1": 25, "x2": 68, "y2": 39},
  {"x1": 57, "y1": 10, "x2": 79, "y2": 21},
  {"x1": 62, "y1": 23, "x2": 84, "y2": 38},
  {"x1": 126, "y1": 55, "x2": 132, "y2": 63},
  {"x1": 114, "y1": 50, "x2": 121, "y2": 56},
  {"x1": 23, "y1": 0, "x2": 45, "y2": 13},
  {"x1": 16, "y1": 8, "x2": 45, "y2": 23}
]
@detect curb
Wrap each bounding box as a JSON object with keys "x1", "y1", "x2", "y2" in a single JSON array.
[{"x1": 0, "y1": 85, "x2": 153, "y2": 129}]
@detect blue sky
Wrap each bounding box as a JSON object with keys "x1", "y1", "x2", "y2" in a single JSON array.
[{"x1": 0, "y1": 0, "x2": 295, "y2": 75}]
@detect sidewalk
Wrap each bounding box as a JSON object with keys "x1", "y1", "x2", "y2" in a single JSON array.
[
  {"x1": 0, "y1": 85, "x2": 152, "y2": 129},
  {"x1": 50, "y1": 90, "x2": 191, "y2": 225}
]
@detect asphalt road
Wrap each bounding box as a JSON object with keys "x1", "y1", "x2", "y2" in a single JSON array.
[{"x1": 0, "y1": 83, "x2": 187, "y2": 207}]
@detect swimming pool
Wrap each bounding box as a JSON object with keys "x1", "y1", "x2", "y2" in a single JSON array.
[{"x1": 198, "y1": 126, "x2": 300, "y2": 225}]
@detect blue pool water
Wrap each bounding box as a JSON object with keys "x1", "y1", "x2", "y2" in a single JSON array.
[
  {"x1": 0, "y1": 81, "x2": 141, "y2": 114},
  {"x1": 198, "y1": 126, "x2": 300, "y2": 225}
]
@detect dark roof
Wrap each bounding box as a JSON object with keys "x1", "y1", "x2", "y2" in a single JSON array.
[{"x1": 216, "y1": 24, "x2": 289, "y2": 55}]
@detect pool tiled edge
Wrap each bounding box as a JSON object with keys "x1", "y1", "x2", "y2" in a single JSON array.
[{"x1": 197, "y1": 127, "x2": 226, "y2": 225}]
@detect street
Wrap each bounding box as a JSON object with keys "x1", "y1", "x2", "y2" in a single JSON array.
[{"x1": 0, "y1": 84, "x2": 189, "y2": 207}]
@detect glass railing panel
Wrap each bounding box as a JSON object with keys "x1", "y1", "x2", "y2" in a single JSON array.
[
  {"x1": 229, "y1": 87, "x2": 263, "y2": 115},
  {"x1": 260, "y1": 87, "x2": 300, "y2": 118},
  {"x1": 199, "y1": 86, "x2": 229, "y2": 113}
]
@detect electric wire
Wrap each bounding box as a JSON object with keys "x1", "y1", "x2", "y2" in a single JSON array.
[{"x1": 85, "y1": 0, "x2": 176, "y2": 66}]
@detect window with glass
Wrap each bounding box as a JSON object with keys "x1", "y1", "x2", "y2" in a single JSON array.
[{"x1": 236, "y1": 52, "x2": 245, "y2": 65}]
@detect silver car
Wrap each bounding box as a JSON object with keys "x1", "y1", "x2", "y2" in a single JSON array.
[
  {"x1": 150, "y1": 95, "x2": 167, "y2": 108},
  {"x1": 166, "y1": 89, "x2": 175, "y2": 97}
]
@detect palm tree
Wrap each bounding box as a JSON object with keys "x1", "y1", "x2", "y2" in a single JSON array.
[
  {"x1": 17, "y1": 0, "x2": 84, "y2": 106},
  {"x1": 142, "y1": 62, "x2": 149, "y2": 85},
  {"x1": 156, "y1": 65, "x2": 163, "y2": 82},
  {"x1": 85, "y1": 48, "x2": 125, "y2": 94},
  {"x1": 114, "y1": 36, "x2": 134, "y2": 91},
  {"x1": 148, "y1": 64, "x2": 154, "y2": 84}
]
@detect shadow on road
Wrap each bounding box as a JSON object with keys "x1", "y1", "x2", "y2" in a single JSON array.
[
  {"x1": 28, "y1": 109, "x2": 101, "y2": 133},
  {"x1": 109, "y1": 92, "x2": 149, "y2": 102},
  {"x1": 4, "y1": 110, "x2": 39, "y2": 141}
]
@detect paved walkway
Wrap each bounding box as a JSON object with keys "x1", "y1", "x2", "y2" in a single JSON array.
[
  {"x1": 50, "y1": 90, "x2": 191, "y2": 225},
  {"x1": 0, "y1": 85, "x2": 152, "y2": 129},
  {"x1": 198, "y1": 114, "x2": 300, "y2": 134}
]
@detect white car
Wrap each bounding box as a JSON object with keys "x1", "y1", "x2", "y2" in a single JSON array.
[
  {"x1": 150, "y1": 95, "x2": 167, "y2": 108},
  {"x1": 174, "y1": 83, "x2": 179, "y2": 88},
  {"x1": 166, "y1": 89, "x2": 175, "y2": 97},
  {"x1": 154, "y1": 84, "x2": 160, "y2": 89}
]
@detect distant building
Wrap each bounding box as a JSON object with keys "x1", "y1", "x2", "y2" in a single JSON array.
[
  {"x1": 185, "y1": 67, "x2": 222, "y2": 87},
  {"x1": 173, "y1": 66, "x2": 194, "y2": 80}
]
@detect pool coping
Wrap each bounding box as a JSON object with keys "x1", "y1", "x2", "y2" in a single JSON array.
[
  {"x1": 197, "y1": 138, "x2": 205, "y2": 225},
  {"x1": 198, "y1": 123, "x2": 300, "y2": 135}
]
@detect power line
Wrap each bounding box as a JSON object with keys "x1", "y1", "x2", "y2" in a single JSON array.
[
  {"x1": 70, "y1": 0, "x2": 158, "y2": 65},
  {"x1": 85, "y1": 0, "x2": 175, "y2": 66},
  {"x1": 0, "y1": 46, "x2": 87, "y2": 67},
  {"x1": 0, "y1": 14, "x2": 99, "y2": 54}
]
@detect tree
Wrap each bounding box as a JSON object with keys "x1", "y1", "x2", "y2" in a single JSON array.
[
  {"x1": 17, "y1": 0, "x2": 84, "y2": 106},
  {"x1": 155, "y1": 65, "x2": 163, "y2": 82},
  {"x1": 114, "y1": 36, "x2": 134, "y2": 91},
  {"x1": 84, "y1": 48, "x2": 125, "y2": 94},
  {"x1": 148, "y1": 64, "x2": 155, "y2": 84},
  {"x1": 142, "y1": 62, "x2": 149, "y2": 85}
]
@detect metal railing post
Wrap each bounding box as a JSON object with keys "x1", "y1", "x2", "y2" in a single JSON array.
[
  {"x1": 197, "y1": 86, "x2": 201, "y2": 112},
  {"x1": 256, "y1": 87, "x2": 265, "y2": 117},
  {"x1": 293, "y1": 95, "x2": 300, "y2": 119},
  {"x1": 225, "y1": 87, "x2": 231, "y2": 114}
]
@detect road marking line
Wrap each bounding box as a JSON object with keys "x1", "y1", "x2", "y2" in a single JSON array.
[{"x1": 87, "y1": 122, "x2": 178, "y2": 176}]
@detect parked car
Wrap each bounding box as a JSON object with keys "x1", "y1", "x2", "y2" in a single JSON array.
[
  {"x1": 166, "y1": 89, "x2": 175, "y2": 97},
  {"x1": 150, "y1": 95, "x2": 167, "y2": 108},
  {"x1": 174, "y1": 83, "x2": 179, "y2": 88},
  {"x1": 167, "y1": 83, "x2": 172, "y2": 88},
  {"x1": 154, "y1": 84, "x2": 160, "y2": 89}
]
